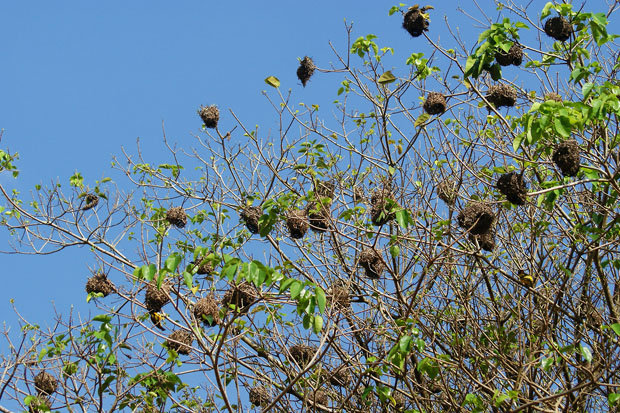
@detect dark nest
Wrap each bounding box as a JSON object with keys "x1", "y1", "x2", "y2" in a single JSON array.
[
  {"x1": 306, "y1": 203, "x2": 331, "y2": 233},
  {"x1": 198, "y1": 105, "x2": 219, "y2": 129},
  {"x1": 469, "y1": 230, "x2": 495, "y2": 252},
  {"x1": 544, "y1": 92, "x2": 563, "y2": 102},
  {"x1": 359, "y1": 248, "x2": 386, "y2": 279},
  {"x1": 457, "y1": 203, "x2": 495, "y2": 235},
  {"x1": 495, "y1": 42, "x2": 523, "y2": 67},
  {"x1": 544, "y1": 16, "x2": 573, "y2": 41},
  {"x1": 329, "y1": 366, "x2": 352, "y2": 387},
  {"x1": 195, "y1": 257, "x2": 214, "y2": 275},
  {"x1": 553, "y1": 139, "x2": 581, "y2": 177},
  {"x1": 85, "y1": 273, "x2": 115, "y2": 297},
  {"x1": 165, "y1": 330, "x2": 193, "y2": 355},
  {"x1": 34, "y1": 371, "x2": 57, "y2": 395},
  {"x1": 485, "y1": 84, "x2": 517, "y2": 108},
  {"x1": 289, "y1": 344, "x2": 317, "y2": 366},
  {"x1": 249, "y1": 385, "x2": 272, "y2": 407},
  {"x1": 82, "y1": 193, "x2": 99, "y2": 211},
  {"x1": 144, "y1": 281, "x2": 171, "y2": 312},
  {"x1": 328, "y1": 281, "x2": 350, "y2": 309},
  {"x1": 402, "y1": 7, "x2": 429, "y2": 37},
  {"x1": 423, "y1": 92, "x2": 447, "y2": 115},
  {"x1": 496, "y1": 172, "x2": 527, "y2": 205},
  {"x1": 297, "y1": 56, "x2": 316, "y2": 87},
  {"x1": 305, "y1": 390, "x2": 329, "y2": 409},
  {"x1": 222, "y1": 282, "x2": 258, "y2": 313},
  {"x1": 165, "y1": 207, "x2": 187, "y2": 228},
  {"x1": 286, "y1": 208, "x2": 309, "y2": 239},
  {"x1": 436, "y1": 179, "x2": 457, "y2": 205},
  {"x1": 240, "y1": 206, "x2": 262, "y2": 234},
  {"x1": 315, "y1": 180, "x2": 335, "y2": 200},
  {"x1": 370, "y1": 187, "x2": 396, "y2": 226},
  {"x1": 194, "y1": 295, "x2": 220, "y2": 327}
]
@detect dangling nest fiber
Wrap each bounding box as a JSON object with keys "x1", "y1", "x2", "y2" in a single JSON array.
[
  {"x1": 286, "y1": 208, "x2": 309, "y2": 239},
  {"x1": 552, "y1": 139, "x2": 580, "y2": 177},
  {"x1": 359, "y1": 248, "x2": 385, "y2": 279},
  {"x1": 165, "y1": 330, "x2": 193, "y2": 355},
  {"x1": 496, "y1": 172, "x2": 527, "y2": 205},
  {"x1": 544, "y1": 16, "x2": 573, "y2": 41},
  {"x1": 485, "y1": 84, "x2": 517, "y2": 108},
  {"x1": 198, "y1": 105, "x2": 220, "y2": 129},
  {"x1": 457, "y1": 203, "x2": 495, "y2": 235},
  {"x1": 297, "y1": 56, "x2": 316, "y2": 87},
  {"x1": 423, "y1": 92, "x2": 447, "y2": 115},
  {"x1": 194, "y1": 295, "x2": 220, "y2": 327},
  {"x1": 240, "y1": 206, "x2": 262, "y2": 234},
  {"x1": 85, "y1": 273, "x2": 115, "y2": 297},
  {"x1": 34, "y1": 371, "x2": 57, "y2": 395},
  {"x1": 166, "y1": 207, "x2": 187, "y2": 228}
]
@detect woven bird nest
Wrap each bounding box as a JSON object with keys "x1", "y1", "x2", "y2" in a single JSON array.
[
  {"x1": 305, "y1": 390, "x2": 329, "y2": 409},
  {"x1": 297, "y1": 56, "x2": 316, "y2": 87},
  {"x1": 306, "y1": 202, "x2": 331, "y2": 233},
  {"x1": 82, "y1": 193, "x2": 99, "y2": 211},
  {"x1": 552, "y1": 139, "x2": 580, "y2": 177},
  {"x1": 328, "y1": 281, "x2": 350, "y2": 309},
  {"x1": 496, "y1": 172, "x2": 527, "y2": 205},
  {"x1": 222, "y1": 282, "x2": 258, "y2": 313},
  {"x1": 402, "y1": 7, "x2": 429, "y2": 37},
  {"x1": 423, "y1": 92, "x2": 447, "y2": 115},
  {"x1": 165, "y1": 330, "x2": 193, "y2": 355},
  {"x1": 457, "y1": 203, "x2": 495, "y2": 235},
  {"x1": 194, "y1": 295, "x2": 220, "y2": 327},
  {"x1": 144, "y1": 281, "x2": 171, "y2": 312},
  {"x1": 85, "y1": 273, "x2": 115, "y2": 297},
  {"x1": 240, "y1": 206, "x2": 262, "y2": 234},
  {"x1": 359, "y1": 248, "x2": 385, "y2": 279},
  {"x1": 249, "y1": 385, "x2": 272, "y2": 407},
  {"x1": 286, "y1": 208, "x2": 309, "y2": 239},
  {"x1": 315, "y1": 180, "x2": 335, "y2": 200},
  {"x1": 34, "y1": 371, "x2": 57, "y2": 395},
  {"x1": 353, "y1": 185, "x2": 365, "y2": 204},
  {"x1": 289, "y1": 344, "x2": 317, "y2": 366},
  {"x1": 495, "y1": 42, "x2": 523, "y2": 66},
  {"x1": 198, "y1": 105, "x2": 219, "y2": 128},
  {"x1": 436, "y1": 179, "x2": 457, "y2": 205},
  {"x1": 485, "y1": 84, "x2": 517, "y2": 108},
  {"x1": 166, "y1": 207, "x2": 187, "y2": 228},
  {"x1": 469, "y1": 230, "x2": 496, "y2": 252},
  {"x1": 370, "y1": 187, "x2": 396, "y2": 226},
  {"x1": 544, "y1": 16, "x2": 573, "y2": 41},
  {"x1": 195, "y1": 257, "x2": 214, "y2": 275},
  {"x1": 329, "y1": 366, "x2": 352, "y2": 387}
]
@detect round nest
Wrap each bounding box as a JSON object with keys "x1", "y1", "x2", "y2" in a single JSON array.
[
  {"x1": 315, "y1": 180, "x2": 335, "y2": 200},
  {"x1": 165, "y1": 330, "x2": 193, "y2": 355},
  {"x1": 353, "y1": 186, "x2": 365, "y2": 204},
  {"x1": 552, "y1": 139, "x2": 580, "y2": 177},
  {"x1": 544, "y1": 92, "x2": 563, "y2": 102},
  {"x1": 495, "y1": 42, "x2": 523, "y2": 67},
  {"x1": 359, "y1": 248, "x2": 385, "y2": 279},
  {"x1": 85, "y1": 273, "x2": 115, "y2": 297},
  {"x1": 289, "y1": 344, "x2": 316, "y2": 366},
  {"x1": 469, "y1": 230, "x2": 495, "y2": 252},
  {"x1": 195, "y1": 257, "x2": 214, "y2": 275},
  {"x1": 328, "y1": 281, "x2": 350, "y2": 309},
  {"x1": 240, "y1": 206, "x2": 262, "y2": 234},
  {"x1": 486, "y1": 84, "x2": 517, "y2": 108},
  {"x1": 402, "y1": 7, "x2": 429, "y2": 37},
  {"x1": 249, "y1": 385, "x2": 272, "y2": 407},
  {"x1": 222, "y1": 282, "x2": 258, "y2": 313},
  {"x1": 306, "y1": 203, "x2": 331, "y2": 233},
  {"x1": 544, "y1": 16, "x2": 573, "y2": 41},
  {"x1": 198, "y1": 105, "x2": 220, "y2": 129},
  {"x1": 297, "y1": 56, "x2": 316, "y2": 87},
  {"x1": 194, "y1": 296, "x2": 220, "y2": 327},
  {"x1": 370, "y1": 188, "x2": 396, "y2": 226},
  {"x1": 34, "y1": 371, "x2": 57, "y2": 395},
  {"x1": 286, "y1": 208, "x2": 309, "y2": 239},
  {"x1": 329, "y1": 366, "x2": 352, "y2": 387},
  {"x1": 457, "y1": 203, "x2": 495, "y2": 235},
  {"x1": 496, "y1": 172, "x2": 527, "y2": 205},
  {"x1": 423, "y1": 92, "x2": 447, "y2": 115},
  {"x1": 436, "y1": 179, "x2": 457, "y2": 205},
  {"x1": 165, "y1": 207, "x2": 187, "y2": 229},
  {"x1": 305, "y1": 390, "x2": 329, "y2": 408},
  {"x1": 144, "y1": 281, "x2": 171, "y2": 313},
  {"x1": 82, "y1": 193, "x2": 99, "y2": 211}
]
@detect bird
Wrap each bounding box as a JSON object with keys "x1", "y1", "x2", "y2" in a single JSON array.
[
  {"x1": 149, "y1": 311, "x2": 166, "y2": 331},
  {"x1": 518, "y1": 270, "x2": 534, "y2": 288}
]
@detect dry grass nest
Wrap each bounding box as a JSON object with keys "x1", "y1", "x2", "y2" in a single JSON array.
[
  {"x1": 306, "y1": 202, "x2": 331, "y2": 233},
  {"x1": 359, "y1": 248, "x2": 385, "y2": 279},
  {"x1": 82, "y1": 193, "x2": 99, "y2": 211},
  {"x1": 240, "y1": 206, "x2": 262, "y2": 234},
  {"x1": 249, "y1": 385, "x2": 272, "y2": 407},
  {"x1": 423, "y1": 92, "x2": 447, "y2": 115},
  {"x1": 85, "y1": 273, "x2": 115, "y2": 297},
  {"x1": 166, "y1": 207, "x2": 187, "y2": 228},
  {"x1": 370, "y1": 187, "x2": 396, "y2": 226},
  {"x1": 496, "y1": 172, "x2": 527, "y2": 205},
  {"x1": 402, "y1": 7, "x2": 429, "y2": 37},
  {"x1": 553, "y1": 139, "x2": 581, "y2": 177},
  {"x1": 222, "y1": 282, "x2": 258, "y2": 313},
  {"x1": 315, "y1": 180, "x2": 335, "y2": 200},
  {"x1": 329, "y1": 366, "x2": 352, "y2": 387},
  {"x1": 144, "y1": 281, "x2": 171, "y2": 312},
  {"x1": 165, "y1": 330, "x2": 193, "y2": 355},
  {"x1": 194, "y1": 295, "x2": 220, "y2": 327},
  {"x1": 198, "y1": 105, "x2": 219, "y2": 129},
  {"x1": 495, "y1": 42, "x2": 523, "y2": 66},
  {"x1": 286, "y1": 208, "x2": 309, "y2": 239},
  {"x1": 544, "y1": 92, "x2": 563, "y2": 102},
  {"x1": 34, "y1": 371, "x2": 57, "y2": 395},
  {"x1": 436, "y1": 179, "x2": 457, "y2": 205},
  {"x1": 305, "y1": 390, "x2": 329, "y2": 409},
  {"x1": 194, "y1": 257, "x2": 214, "y2": 275},
  {"x1": 544, "y1": 16, "x2": 573, "y2": 41},
  {"x1": 469, "y1": 230, "x2": 495, "y2": 252},
  {"x1": 486, "y1": 84, "x2": 517, "y2": 108},
  {"x1": 289, "y1": 344, "x2": 317, "y2": 366},
  {"x1": 328, "y1": 281, "x2": 350, "y2": 309},
  {"x1": 297, "y1": 56, "x2": 316, "y2": 87},
  {"x1": 457, "y1": 203, "x2": 495, "y2": 235}
]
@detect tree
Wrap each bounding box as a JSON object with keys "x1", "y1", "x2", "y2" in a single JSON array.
[{"x1": 1, "y1": 1, "x2": 620, "y2": 411}]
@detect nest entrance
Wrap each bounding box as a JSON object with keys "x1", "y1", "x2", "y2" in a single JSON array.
[
  {"x1": 496, "y1": 172, "x2": 527, "y2": 205},
  {"x1": 457, "y1": 203, "x2": 495, "y2": 235},
  {"x1": 495, "y1": 42, "x2": 523, "y2": 67},
  {"x1": 552, "y1": 139, "x2": 580, "y2": 177},
  {"x1": 198, "y1": 105, "x2": 220, "y2": 128},
  {"x1": 165, "y1": 330, "x2": 193, "y2": 355},
  {"x1": 286, "y1": 208, "x2": 309, "y2": 239},
  {"x1": 240, "y1": 206, "x2": 262, "y2": 234},
  {"x1": 544, "y1": 16, "x2": 573, "y2": 41},
  {"x1": 359, "y1": 248, "x2": 385, "y2": 279},
  {"x1": 85, "y1": 273, "x2": 115, "y2": 297},
  {"x1": 402, "y1": 7, "x2": 429, "y2": 37},
  {"x1": 194, "y1": 295, "x2": 220, "y2": 327},
  {"x1": 486, "y1": 84, "x2": 517, "y2": 108},
  {"x1": 297, "y1": 56, "x2": 316, "y2": 87},
  {"x1": 166, "y1": 207, "x2": 187, "y2": 228},
  {"x1": 423, "y1": 92, "x2": 447, "y2": 115}
]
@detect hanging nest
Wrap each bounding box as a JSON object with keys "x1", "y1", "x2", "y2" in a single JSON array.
[
  {"x1": 249, "y1": 385, "x2": 272, "y2": 407},
  {"x1": 289, "y1": 344, "x2": 317, "y2": 366},
  {"x1": 315, "y1": 180, "x2": 335, "y2": 200},
  {"x1": 144, "y1": 281, "x2": 171, "y2": 312},
  {"x1": 34, "y1": 371, "x2": 57, "y2": 395},
  {"x1": 222, "y1": 282, "x2": 258, "y2": 313},
  {"x1": 353, "y1": 185, "x2": 365, "y2": 204},
  {"x1": 306, "y1": 203, "x2": 331, "y2": 233},
  {"x1": 457, "y1": 203, "x2": 495, "y2": 235},
  {"x1": 329, "y1": 366, "x2": 352, "y2": 387},
  {"x1": 82, "y1": 193, "x2": 99, "y2": 211},
  {"x1": 240, "y1": 206, "x2": 262, "y2": 234},
  {"x1": 469, "y1": 230, "x2": 495, "y2": 252},
  {"x1": 423, "y1": 92, "x2": 447, "y2": 115},
  {"x1": 485, "y1": 84, "x2": 517, "y2": 108},
  {"x1": 194, "y1": 257, "x2": 214, "y2": 275},
  {"x1": 496, "y1": 172, "x2": 527, "y2": 205},
  {"x1": 495, "y1": 42, "x2": 523, "y2": 66},
  {"x1": 286, "y1": 208, "x2": 309, "y2": 239},
  {"x1": 165, "y1": 330, "x2": 193, "y2": 355},
  {"x1": 198, "y1": 105, "x2": 220, "y2": 129},
  {"x1": 402, "y1": 6, "x2": 429, "y2": 37},
  {"x1": 85, "y1": 273, "x2": 115, "y2": 297},
  {"x1": 544, "y1": 92, "x2": 563, "y2": 102},
  {"x1": 297, "y1": 56, "x2": 316, "y2": 87},
  {"x1": 305, "y1": 390, "x2": 329, "y2": 409},
  {"x1": 436, "y1": 179, "x2": 457, "y2": 205},
  {"x1": 194, "y1": 295, "x2": 220, "y2": 327},
  {"x1": 552, "y1": 139, "x2": 581, "y2": 177},
  {"x1": 370, "y1": 187, "x2": 396, "y2": 226},
  {"x1": 544, "y1": 16, "x2": 573, "y2": 41},
  {"x1": 359, "y1": 248, "x2": 385, "y2": 279},
  {"x1": 166, "y1": 207, "x2": 187, "y2": 228},
  {"x1": 328, "y1": 281, "x2": 350, "y2": 309}
]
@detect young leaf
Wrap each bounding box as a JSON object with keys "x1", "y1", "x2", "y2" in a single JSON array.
[
  {"x1": 378, "y1": 71, "x2": 397, "y2": 84},
  {"x1": 265, "y1": 76, "x2": 281, "y2": 88}
]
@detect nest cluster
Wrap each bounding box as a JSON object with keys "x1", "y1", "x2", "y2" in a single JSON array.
[
  {"x1": 222, "y1": 282, "x2": 258, "y2": 313},
  {"x1": 496, "y1": 172, "x2": 527, "y2": 205},
  {"x1": 436, "y1": 179, "x2": 457, "y2": 206},
  {"x1": 553, "y1": 139, "x2": 581, "y2": 177},
  {"x1": 34, "y1": 371, "x2": 57, "y2": 395},
  {"x1": 165, "y1": 330, "x2": 193, "y2": 355},
  {"x1": 82, "y1": 193, "x2": 99, "y2": 211},
  {"x1": 544, "y1": 16, "x2": 573, "y2": 41},
  {"x1": 240, "y1": 206, "x2": 262, "y2": 234},
  {"x1": 166, "y1": 207, "x2": 187, "y2": 228},
  {"x1": 457, "y1": 202, "x2": 495, "y2": 236},
  {"x1": 370, "y1": 185, "x2": 396, "y2": 226},
  {"x1": 249, "y1": 385, "x2": 272, "y2": 407},
  {"x1": 297, "y1": 56, "x2": 316, "y2": 87},
  {"x1": 359, "y1": 248, "x2": 385, "y2": 279},
  {"x1": 402, "y1": 7, "x2": 429, "y2": 37},
  {"x1": 85, "y1": 273, "x2": 115, "y2": 297},
  {"x1": 495, "y1": 42, "x2": 523, "y2": 67},
  {"x1": 289, "y1": 344, "x2": 316, "y2": 366},
  {"x1": 486, "y1": 84, "x2": 517, "y2": 108},
  {"x1": 144, "y1": 281, "x2": 171, "y2": 313},
  {"x1": 286, "y1": 208, "x2": 309, "y2": 239},
  {"x1": 423, "y1": 92, "x2": 447, "y2": 115},
  {"x1": 199, "y1": 105, "x2": 219, "y2": 129},
  {"x1": 194, "y1": 295, "x2": 220, "y2": 327}
]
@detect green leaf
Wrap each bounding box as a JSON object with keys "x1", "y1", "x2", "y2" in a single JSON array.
[
  {"x1": 183, "y1": 271, "x2": 193, "y2": 289},
  {"x1": 541, "y1": 2, "x2": 554, "y2": 20},
  {"x1": 313, "y1": 315, "x2": 324, "y2": 333},
  {"x1": 541, "y1": 357, "x2": 554, "y2": 371},
  {"x1": 610, "y1": 323, "x2": 620, "y2": 336},
  {"x1": 315, "y1": 286, "x2": 326, "y2": 314},
  {"x1": 377, "y1": 71, "x2": 396, "y2": 84},
  {"x1": 290, "y1": 281, "x2": 303, "y2": 299},
  {"x1": 464, "y1": 56, "x2": 476, "y2": 78},
  {"x1": 513, "y1": 133, "x2": 525, "y2": 152},
  {"x1": 142, "y1": 264, "x2": 157, "y2": 282},
  {"x1": 580, "y1": 345, "x2": 593, "y2": 363},
  {"x1": 395, "y1": 209, "x2": 410, "y2": 229},
  {"x1": 609, "y1": 393, "x2": 620, "y2": 406},
  {"x1": 303, "y1": 314, "x2": 311, "y2": 330},
  {"x1": 265, "y1": 76, "x2": 280, "y2": 88},
  {"x1": 164, "y1": 253, "x2": 182, "y2": 272},
  {"x1": 554, "y1": 116, "x2": 572, "y2": 138},
  {"x1": 390, "y1": 245, "x2": 400, "y2": 257},
  {"x1": 399, "y1": 335, "x2": 412, "y2": 353},
  {"x1": 415, "y1": 113, "x2": 430, "y2": 126}
]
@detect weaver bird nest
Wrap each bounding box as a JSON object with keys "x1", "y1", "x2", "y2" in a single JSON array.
[
  {"x1": 198, "y1": 105, "x2": 219, "y2": 128},
  {"x1": 495, "y1": 42, "x2": 523, "y2": 66},
  {"x1": 457, "y1": 203, "x2": 495, "y2": 235},
  {"x1": 222, "y1": 282, "x2": 258, "y2": 313},
  {"x1": 544, "y1": 92, "x2": 563, "y2": 102},
  {"x1": 81, "y1": 193, "x2": 99, "y2": 210},
  {"x1": 193, "y1": 295, "x2": 220, "y2": 327},
  {"x1": 329, "y1": 366, "x2": 352, "y2": 387},
  {"x1": 240, "y1": 206, "x2": 262, "y2": 234},
  {"x1": 165, "y1": 330, "x2": 193, "y2": 355},
  {"x1": 328, "y1": 281, "x2": 350, "y2": 309},
  {"x1": 85, "y1": 273, "x2": 115, "y2": 297},
  {"x1": 34, "y1": 371, "x2": 57, "y2": 395},
  {"x1": 286, "y1": 208, "x2": 309, "y2": 239},
  {"x1": 144, "y1": 281, "x2": 171, "y2": 312},
  {"x1": 552, "y1": 139, "x2": 581, "y2": 177},
  {"x1": 165, "y1": 207, "x2": 187, "y2": 228},
  {"x1": 496, "y1": 172, "x2": 527, "y2": 205},
  {"x1": 544, "y1": 16, "x2": 573, "y2": 41},
  {"x1": 423, "y1": 92, "x2": 447, "y2": 115},
  {"x1": 289, "y1": 344, "x2": 317, "y2": 366},
  {"x1": 469, "y1": 230, "x2": 496, "y2": 252},
  {"x1": 436, "y1": 179, "x2": 457, "y2": 205},
  {"x1": 370, "y1": 187, "x2": 396, "y2": 226},
  {"x1": 249, "y1": 385, "x2": 272, "y2": 407},
  {"x1": 402, "y1": 6, "x2": 429, "y2": 37},
  {"x1": 359, "y1": 248, "x2": 386, "y2": 279},
  {"x1": 486, "y1": 84, "x2": 517, "y2": 108},
  {"x1": 306, "y1": 203, "x2": 331, "y2": 233},
  {"x1": 297, "y1": 56, "x2": 316, "y2": 87},
  {"x1": 194, "y1": 257, "x2": 214, "y2": 275}
]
